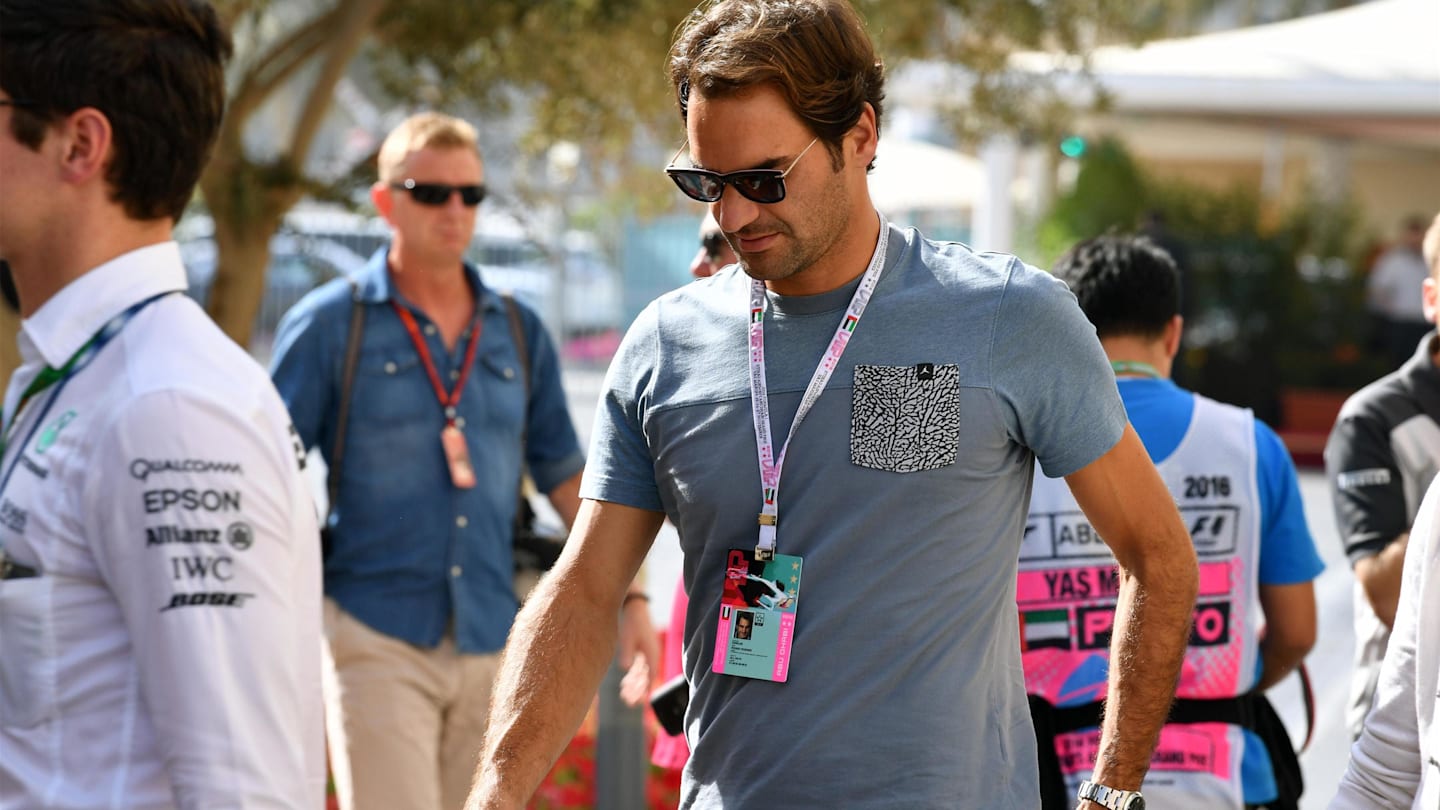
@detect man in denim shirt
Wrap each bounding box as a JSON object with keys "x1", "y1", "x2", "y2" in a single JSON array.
[{"x1": 271, "y1": 112, "x2": 655, "y2": 810}]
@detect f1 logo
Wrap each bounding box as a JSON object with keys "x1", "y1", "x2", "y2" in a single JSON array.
[{"x1": 1190, "y1": 514, "x2": 1226, "y2": 537}]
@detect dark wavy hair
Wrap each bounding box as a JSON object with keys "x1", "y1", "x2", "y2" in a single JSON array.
[
  {"x1": 1053, "y1": 234, "x2": 1181, "y2": 340},
  {"x1": 0, "y1": 0, "x2": 232, "y2": 222},
  {"x1": 669, "y1": 0, "x2": 885, "y2": 171}
]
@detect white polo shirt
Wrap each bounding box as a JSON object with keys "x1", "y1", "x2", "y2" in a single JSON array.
[{"x1": 0, "y1": 243, "x2": 325, "y2": 809}]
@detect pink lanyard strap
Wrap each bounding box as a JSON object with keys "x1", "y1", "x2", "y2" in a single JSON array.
[{"x1": 748, "y1": 212, "x2": 888, "y2": 559}]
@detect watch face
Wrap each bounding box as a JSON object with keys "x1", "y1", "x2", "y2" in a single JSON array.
[{"x1": 1123, "y1": 796, "x2": 1146, "y2": 810}]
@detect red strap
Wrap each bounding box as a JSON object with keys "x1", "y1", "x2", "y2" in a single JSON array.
[{"x1": 391, "y1": 302, "x2": 483, "y2": 424}]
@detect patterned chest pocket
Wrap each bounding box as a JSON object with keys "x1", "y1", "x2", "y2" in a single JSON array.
[{"x1": 850, "y1": 363, "x2": 960, "y2": 473}]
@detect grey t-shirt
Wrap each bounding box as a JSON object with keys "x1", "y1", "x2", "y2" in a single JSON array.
[{"x1": 583, "y1": 223, "x2": 1127, "y2": 808}]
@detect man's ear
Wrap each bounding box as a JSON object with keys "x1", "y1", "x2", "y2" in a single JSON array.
[
  {"x1": 56, "y1": 107, "x2": 112, "y2": 186},
  {"x1": 1423, "y1": 277, "x2": 1438, "y2": 324},
  {"x1": 371, "y1": 181, "x2": 395, "y2": 223},
  {"x1": 848, "y1": 102, "x2": 878, "y2": 172}
]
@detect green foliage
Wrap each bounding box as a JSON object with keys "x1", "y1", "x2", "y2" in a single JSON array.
[
  {"x1": 1036, "y1": 138, "x2": 1148, "y2": 263},
  {"x1": 198, "y1": 0, "x2": 1310, "y2": 344},
  {"x1": 217, "y1": 0, "x2": 1254, "y2": 211},
  {"x1": 370, "y1": 0, "x2": 690, "y2": 145}
]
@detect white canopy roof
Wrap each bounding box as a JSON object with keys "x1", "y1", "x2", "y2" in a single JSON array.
[
  {"x1": 1030, "y1": 0, "x2": 1439, "y2": 116},
  {"x1": 899, "y1": 0, "x2": 1440, "y2": 123},
  {"x1": 867, "y1": 138, "x2": 984, "y2": 212}
]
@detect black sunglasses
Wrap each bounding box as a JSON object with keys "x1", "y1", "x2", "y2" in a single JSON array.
[
  {"x1": 390, "y1": 179, "x2": 486, "y2": 207},
  {"x1": 665, "y1": 137, "x2": 819, "y2": 204},
  {"x1": 0, "y1": 99, "x2": 36, "y2": 108}
]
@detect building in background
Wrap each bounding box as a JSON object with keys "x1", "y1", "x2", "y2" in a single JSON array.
[{"x1": 893, "y1": 0, "x2": 1440, "y2": 252}]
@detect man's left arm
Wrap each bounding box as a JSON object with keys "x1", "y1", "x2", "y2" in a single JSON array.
[
  {"x1": 1256, "y1": 582, "x2": 1316, "y2": 690},
  {"x1": 1065, "y1": 424, "x2": 1199, "y2": 801},
  {"x1": 544, "y1": 470, "x2": 582, "y2": 527}
]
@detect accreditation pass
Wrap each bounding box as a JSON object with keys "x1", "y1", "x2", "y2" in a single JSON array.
[{"x1": 712, "y1": 548, "x2": 803, "y2": 682}]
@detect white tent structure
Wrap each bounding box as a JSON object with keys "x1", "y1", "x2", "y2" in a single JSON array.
[
  {"x1": 1010, "y1": 0, "x2": 1439, "y2": 120},
  {"x1": 868, "y1": 137, "x2": 985, "y2": 212},
  {"x1": 894, "y1": 0, "x2": 1440, "y2": 250}
]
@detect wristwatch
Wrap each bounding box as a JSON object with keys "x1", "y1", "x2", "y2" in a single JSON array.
[{"x1": 1077, "y1": 780, "x2": 1145, "y2": 810}]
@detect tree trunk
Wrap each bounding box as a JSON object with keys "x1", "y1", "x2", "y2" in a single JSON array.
[
  {"x1": 206, "y1": 206, "x2": 281, "y2": 349},
  {"x1": 197, "y1": 156, "x2": 300, "y2": 348},
  {"x1": 196, "y1": 0, "x2": 385, "y2": 348}
]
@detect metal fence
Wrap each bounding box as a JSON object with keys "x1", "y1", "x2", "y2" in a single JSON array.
[{"x1": 179, "y1": 208, "x2": 626, "y2": 360}]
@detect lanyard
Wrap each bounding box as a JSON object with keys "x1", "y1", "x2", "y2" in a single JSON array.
[
  {"x1": 391, "y1": 302, "x2": 483, "y2": 426},
  {"x1": 748, "y1": 212, "x2": 888, "y2": 560},
  {"x1": 0, "y1": 291, "x2": 174, "y2": 490},
  {"x1": 1110, "y1": 360, "x2": 1163, "y2": 380}
]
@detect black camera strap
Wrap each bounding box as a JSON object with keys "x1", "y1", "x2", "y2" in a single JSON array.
[
  {"x1": 322, "y1": 278, "x2": 365, "y2": 559},
  {"x1": 502, "y1": 294, "x2": 567, "y2": 574},
  {"x1": 502, "y1": 293, "x2": 535, "y2": 541}
]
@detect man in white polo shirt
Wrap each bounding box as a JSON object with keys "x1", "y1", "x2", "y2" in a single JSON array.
[{"x1": 0, "y1": 1, "x2": 325, "y2": 807}]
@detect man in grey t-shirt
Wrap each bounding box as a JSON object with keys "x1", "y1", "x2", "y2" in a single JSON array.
[{"x1": 468, "y1": 3, "x2": 1197, "y2": 809}]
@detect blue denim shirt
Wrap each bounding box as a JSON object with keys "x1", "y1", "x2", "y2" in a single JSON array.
[{"x1": 270, "y1": 247, "x2": 584, "y2": 653}]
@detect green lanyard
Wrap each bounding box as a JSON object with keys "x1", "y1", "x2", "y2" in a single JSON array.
[
  {"x1": 1109, "y1": 360, "x2": 1163, "y2": 380},
  {"x1": 0, "y1": 292, "x2": 172, "y2": 461},
  {"x1": 0, "y1": 348, "x2": 89, "y2": 456}
]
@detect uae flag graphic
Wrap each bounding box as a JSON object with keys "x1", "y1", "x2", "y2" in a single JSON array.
[{"x1": 1022, "y1": 608, "x2": 1071, "y2": 651}]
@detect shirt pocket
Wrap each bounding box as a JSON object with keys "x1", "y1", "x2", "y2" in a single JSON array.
[
  {"x1": 850, "y1": 363, "x2": 960, "y2": 473},
  {"x1": 477, "y1": 350, "x2": 526, "y2": 430},
  {"x1": 0, "y1": 576, "x2": 57, "y2": 729},
  {"x1": 354, "y1": 353, "x2": 427, "y2": 426}
]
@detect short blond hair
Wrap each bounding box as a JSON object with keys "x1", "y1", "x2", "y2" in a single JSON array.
[
  {"x1": 1424, "y1": 212, "x2": 1440, "y2": 280},
  {"x1": 376, "y1": 112, "x2": 481, "y2": 183}
]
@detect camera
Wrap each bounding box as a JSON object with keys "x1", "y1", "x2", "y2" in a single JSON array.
[{"x1": 649, "y1": 674, "x2": 689, "y2": 737}]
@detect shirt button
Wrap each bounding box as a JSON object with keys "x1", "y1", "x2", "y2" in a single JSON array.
[
  {"x1": 454, "y1": 417, "x2": 466, "y2": 429},
  {"x1": 451, "y1": 565, "x2": 463, "y2": 578},
  {"x1": 456, "y1": 515, "x2": 468, "y2": 528},
  {"x1": 503, "y1": 367, "x2": 515, "y2": 380},
  {"x1": 424, "y1": 324, "x2": 437, "y2": 336},
  {"x1": 384, "y1": 361, "x2": 397, "y2": 374}
]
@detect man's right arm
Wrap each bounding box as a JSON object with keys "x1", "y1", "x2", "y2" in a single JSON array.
[
  {"x1": 1354, "y1": 533, "x2": 1410, "y2": 628},
  {"x1": 467, "y1": 498, "x2": 664, "y2": 809},
  {"x1": 1326, "y1": 411, "x2": 1410, "y2": 628}
]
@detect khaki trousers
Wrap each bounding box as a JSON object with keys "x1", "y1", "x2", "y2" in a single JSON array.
[{"x1": 321, "y1": 598, "x2": 500, "y2": 810}]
